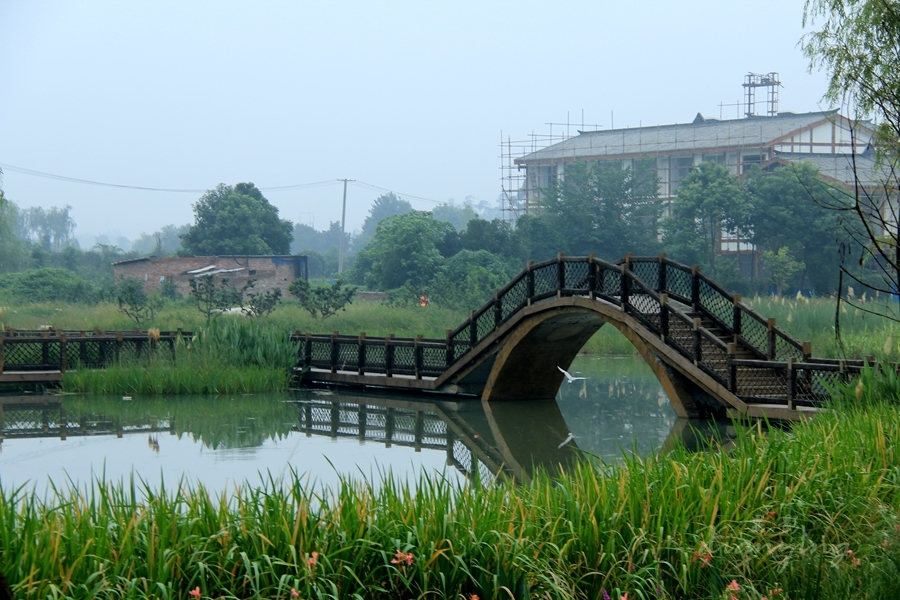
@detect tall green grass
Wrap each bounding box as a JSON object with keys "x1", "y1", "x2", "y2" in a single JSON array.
[
  {"x1": 62, "y1": 321, "x2": 301, "y2": 395},
  {"x1": 2, "y1": 397, "x2": 898, "y2": 599}
]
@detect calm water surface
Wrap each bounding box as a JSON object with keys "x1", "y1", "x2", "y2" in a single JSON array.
[{"x1": 0, "y1": 356, "x2": 723, "y2": 494}]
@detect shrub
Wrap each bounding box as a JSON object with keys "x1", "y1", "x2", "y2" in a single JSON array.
[{"x1": 0, "y1": 268, "x2": 98, "y2": 303}]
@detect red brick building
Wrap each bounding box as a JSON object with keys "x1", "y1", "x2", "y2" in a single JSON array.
[{"x1": 113, "y1": 255, "x2": 308, "y2": 296}]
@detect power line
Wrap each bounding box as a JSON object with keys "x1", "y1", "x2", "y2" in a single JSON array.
[{"x1": 0, "y1": 163, "x2": 445, "y2": 205}]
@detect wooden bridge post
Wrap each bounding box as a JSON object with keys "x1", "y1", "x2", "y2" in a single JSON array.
[
  {"x1": 690, "y1": 265, "x2": 701, "y2": 308},
  {"x1": 659, "y1": 294, "x2": 669, "y2": 340},
  {"x1": 787, "y1": 357, "x2": 796, "y2": 410},
  {"x1": 803, "y1": 342, "x2": 812, "y2": 362},
  {"x1": 330, "y1": 331, "x2": 339, "y2": 374},
  {"x1": 556, "y1": 253, "x2": 566, "y2": 292},
  {"x1": 657, "y1": 253, "x2": 667, "y2": 294},
  {"x1": 445, "y1": 329, "x2": 454, "y2": 368},
  {"x1": 493, "y1": 291, "x2": 502, "y2": 329},
  {"x1": 59, "y1": 334, "x2": 67, "y2": 374},
  {"x1": 732, "y1": 294, "x2": 742, "y2": 342},
  {"x1": 115, "y1": 331, "x2": 123, "y2": 363},
  {"x1": 414, "y1": 335, "x2": 424, "y2": 380},
  {"x1": 385, "y1": 334, "x2": 395, "y2": 377},
  {"x1": 42, "y1": 331, "x2": 50, "y2": 366},
  {"x1": 727, "y1": 343, "x2": 737, "y2": 394},
  {"x1": 357, "y1": 333, "x2": 367, "y2": 376},
  {"x1": 587, "y1": 253, "x2": 597, "y2": 298},
  {"x1": 619, "y1": 264, "x2": 630, "y2": 309},
  {"x1": 304, "y1": 333, "x2": 312, "y2": 368},
  {"x1": 767, "y1": 318, "x2": 777, "y2": 359}
]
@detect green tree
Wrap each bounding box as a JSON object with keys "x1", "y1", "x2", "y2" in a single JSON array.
[
  {"x1": 115, "y1": 277, "x2": 160, "y2": 325},
  {"x1": 0, "y1": 186, "x2": 29, "y2": 274},
  {"x1": 355, "y1": 193, "x2": 413, "y2": 249},
  {"x1": 428, "y1": 250, "x2": 513, "y2": 309},
  {"x1": 241, "y1": 280, "x2": 282, "y2": 318},
  {"x1": 662, "y1": 162, "x2": 747, "y2": 277},
  {"x1": 760, "y1": 247, "x2": 806, "y2": 296},
  {"x1": 460, "y1": 218, "x2": 516, "y2": 259},
  {"x1": 744, "y1": 162, "x2": 845, "y2": 292},
  {"x1": 181, "y1": 183, "x2": 293, "y2": 256},
  {"x1": 288, "y1": 278, "x2": 356, "y2": 319},
  {"x1": 803, "y1": 0, "x2": 900, "y2": 319},
  {"x1": 432, "y1": 201, "x2": 478, "y2": 231},
  {"x1": 188, "y1": 275, "x2": 245, "y2": 322},
  {"x1": 16, "y1": 205, "x2": 75, "y2": 252},
  {"x1": 539, "y1": 158, "x2": 661, "y2": 260},
  {"x1": 352, "y1": 211, "x2": 454, "y2": 290},
  {"x1": 132, "y1": 224, "x2": 190, "y2": 256},
  {"x1": 510, "y1": 214, "x2": 564, "y2": 264}
]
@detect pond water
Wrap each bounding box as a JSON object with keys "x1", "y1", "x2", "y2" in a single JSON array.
[{"x1": 0, "y1": 355, "x2": 727, "y2": 495}]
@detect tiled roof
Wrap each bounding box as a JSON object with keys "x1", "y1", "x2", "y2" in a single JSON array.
[
  {"x1": 516, "y1": 111, "x2": 847, "y2": 163},
  {"x1": 776, "y1": 149, "x2": 888, "y2": 188}
]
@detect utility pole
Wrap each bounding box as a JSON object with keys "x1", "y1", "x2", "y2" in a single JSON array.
[{"x1": 337, "y1": 178, "x2": 354, "y2": 273}]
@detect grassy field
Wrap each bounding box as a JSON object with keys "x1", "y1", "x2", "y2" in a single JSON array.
[
  {"x1": 3, "y1": 294, "x2": 897, "y2": 379},
  {"x1": 1, "y1": 381, "x2": 898, "y2": 599}
]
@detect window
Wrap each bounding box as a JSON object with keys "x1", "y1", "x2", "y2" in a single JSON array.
[{"x1": 670, "y1": 156, "x2": 694, "y2": 194}]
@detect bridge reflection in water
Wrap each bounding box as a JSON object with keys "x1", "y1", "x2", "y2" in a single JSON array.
[{"x1": 0, "y1": 359, "x2": 735, "y2": 487}]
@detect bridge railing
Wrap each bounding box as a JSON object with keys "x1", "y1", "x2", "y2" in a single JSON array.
[
  {"x1": 295, "y1": 333, "x2": 448, "y2": 379},
  {"x1": 0, "y1": 329, "x2": 189, "y2": 373},
  {"x1": 625, "y1": 256, "x2": 809, "y2": 362}
]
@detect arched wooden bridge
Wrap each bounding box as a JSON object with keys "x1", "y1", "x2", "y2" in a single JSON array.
[{"x1": 297, "y1": 254, "x2": 866, "y2": 421}]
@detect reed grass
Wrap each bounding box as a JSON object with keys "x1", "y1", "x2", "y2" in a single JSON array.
[
  {"x1": 62, "y1": 321, "x2": 301, "y2": 395},
  {"x1": 6, "y1": 294, "x2": 900, "y2": 363},
  {"x1": 1, "y1": 394, "x2": 898, "y2": 599}
]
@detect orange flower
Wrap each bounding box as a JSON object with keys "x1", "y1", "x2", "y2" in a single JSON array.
[
  {"x1": 727, "y1": 580, "x2": 740, "y2": 591},
  {"x1": 291, "y1": 589, "x2": 300, "y2": 598},
  {"x1": 188, "y1": 587, "x2": 201, "y2": 599},
  {"x1": 307, "y1": 551, "x2": 319, "y2": 567}
]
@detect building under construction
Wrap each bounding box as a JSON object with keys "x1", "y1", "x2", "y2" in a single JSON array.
[{"x1": 500, "y1": 73, "x2": 878, "y2": 276}]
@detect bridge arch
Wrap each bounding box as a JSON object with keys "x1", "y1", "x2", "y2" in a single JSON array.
[{"x1": 472, "y1": 297, "x2": 714, "y2": 418}]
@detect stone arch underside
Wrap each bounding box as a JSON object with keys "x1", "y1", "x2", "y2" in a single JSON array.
[{"x1": 442, "y1": 297, "x2": 733, "y2": 419}]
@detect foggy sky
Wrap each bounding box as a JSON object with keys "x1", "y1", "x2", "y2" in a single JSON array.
[{"x1": 0, "y1": 0, "x2": 832, "y2": 242}]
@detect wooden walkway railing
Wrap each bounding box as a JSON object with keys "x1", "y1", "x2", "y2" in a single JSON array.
[{"x1": 0, "y1": 329, "x2": 190, "y2": 375}]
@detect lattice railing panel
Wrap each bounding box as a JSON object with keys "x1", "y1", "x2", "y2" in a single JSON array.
[
  {"x1": 564, "y1": 261, "x2": 590, "y2": 290},
  {"x1": 775, "y1": 335, "x2": 804, "y2": 362},
  {"x1": 532, "y1": 264, "x2": 558, "y2": 297},
  {"x1": 500, "y1": 278, "x2": 529, "y2": 322},
  {"x1": 741, "y1": 315, "x2": 769, "y2": 358},
  {"x1": 309, "y1": 340, "x2": 331, "y2": 367},
  {"x1": 2, "y1": 342, "x2": 45, "y2": 367},
  {"x1": 475, "y1": 309, "x2": 494, "y2": 341},
  {"x1": 736, "y1": 366, "x2": 787, "y2": 401},
  {"x1": 794, "y1": 368, "x2": 844, "y2": 406},
  {"x1": 392, "y1": 346, "x2": 416, "y2": 374},
  {"x1": 698, "y1": 279, "x2": 733, "y2": 330},
  {"x1": 630, "y1": 261, "x2": 658, "y2": 290},
  {"x1": 665, "y1": 265, "x2": 693, "y2": 303},
  {"x1": 419, "y1": 347, "x2": 444, "y2": 375},
  {"x1": 597, "y1": 266, "x2": 622, "y2": 299},
  {"x1": 335, "y1": 341, "x2": 358, "y2": 371},
  {"x1": 364, "y1": 344, "x2": 387, "y2": 371}
]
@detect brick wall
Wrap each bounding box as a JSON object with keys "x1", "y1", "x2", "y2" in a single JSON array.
[{"x1": 113, "y1": 256, "x2": 307, "y2": 297}]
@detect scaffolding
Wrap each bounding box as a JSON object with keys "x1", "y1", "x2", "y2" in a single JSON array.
[
  {"x1": 500, "y1": 112, "x2": 601, "y2": 222},
  {"x1": 743, "y1": 72, "x2": 781, "y2": 117}
]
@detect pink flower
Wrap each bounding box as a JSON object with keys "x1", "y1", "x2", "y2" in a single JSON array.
[
  {"x1": 471, "y1": 596, "x2": 479, "y2": 600},
  {"x1": 188, "y1": 588, "x2": 201, "y2": 599},
  {"x1": 307, "y1": 551, "x2": 318, "y2": 567},
  {"x1": 291, "y1": 589, "x2": 300, "y2": 598},
  {"x1": 727, "y1": 580, "x2": 740, "y2": 591},
  {"x1": 620, "y1": 593, "x2": 628, "y2": 600},
  {"x1": 391, "y1": 550, "x2": 414, "y2": 566}
]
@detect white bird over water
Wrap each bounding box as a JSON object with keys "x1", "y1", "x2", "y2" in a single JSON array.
[
  {"x1": 558, "y1": 432, "x2": 576, "y2": 449},
  {"x1": 557, "y1": 366, "x2": 588, "y2": 383}
]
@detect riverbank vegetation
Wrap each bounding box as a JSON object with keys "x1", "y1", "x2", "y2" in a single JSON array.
[{"x1": 2, "y1": 380, "x2": 898, "y2": 599}]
